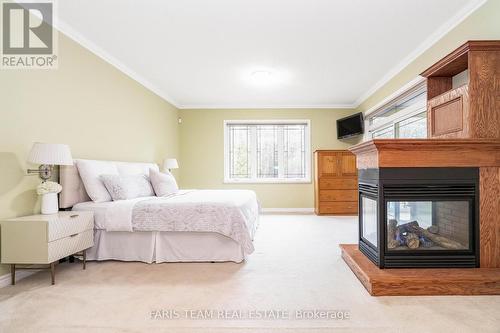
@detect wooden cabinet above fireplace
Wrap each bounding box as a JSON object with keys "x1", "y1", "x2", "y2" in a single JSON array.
[{"x1": 421, "y1": 41, "x2": 500, "y2": 140}]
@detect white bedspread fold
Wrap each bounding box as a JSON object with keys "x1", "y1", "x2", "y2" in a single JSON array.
[
  {"x1": 103, "y1": 196, "x2": 154, "y2": 232},
  {"x1": 101, "y1": 190, "x2": 258, "y2": 254}
]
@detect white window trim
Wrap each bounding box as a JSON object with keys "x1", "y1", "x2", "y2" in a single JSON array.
[
  {"x1": 223, "y1": 119, "x2": 311, "y2": 184},
  {"x1": 368, "y1": 101, "x2": 427, "y2": 139},
  {"x1": 363, "y1": 78, "x2": 427, "y2": 141}
]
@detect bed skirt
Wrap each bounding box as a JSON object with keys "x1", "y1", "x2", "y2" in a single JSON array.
[{"x1": 86, "y1": 229, "x2": 247, "y2": 263}]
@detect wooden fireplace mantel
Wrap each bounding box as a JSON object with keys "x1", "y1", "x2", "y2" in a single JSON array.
[
  {"x1": 342, "y1": 138, "x2": 500, "y2": 295},
  {"x1": 348, "y1": 139, "x2": 500, "y2": 169},
  {"x1": 348, "y1": 138, "x2": 500, "y2": 268}
]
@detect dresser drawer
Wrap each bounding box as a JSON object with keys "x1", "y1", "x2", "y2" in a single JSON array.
[
  {"x1": 319, "y1": 202, "x2": 358, "y2": 215},
  {"x1": 48, "y1": 229, "x2": 93, "y2": 262},
  {"x1": 48, "y1": 212, "x2": 94, "y2": 242},
  {"x1": 319, "y1": 178, "x2": 357, "y2": 189},
  {"x1": 319, "y1": 190, "x2": 358, "y2": 202}
]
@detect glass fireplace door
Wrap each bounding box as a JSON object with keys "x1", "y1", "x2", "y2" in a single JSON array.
[{"x1": 361, "y1": 195, "x2": 378, "y2": 248}]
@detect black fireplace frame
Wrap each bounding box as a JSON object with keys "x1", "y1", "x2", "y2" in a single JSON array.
[{"x1": 358, "y1": 167, "x2": 480, "y2": 268}]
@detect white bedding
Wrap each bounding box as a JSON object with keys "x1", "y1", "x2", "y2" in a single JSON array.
[
  {"x1": 72, "y1": 189, "x2": 259, "y2": 254},
  {"x1": 72, "y1": 197, "x2": 155, "y2": 230},
  {"x1": 86, "y1": 230, "x2": 248, "y2": 263}
]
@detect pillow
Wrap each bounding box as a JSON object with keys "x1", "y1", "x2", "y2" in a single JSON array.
[
  {"x1": 116, "y1": 161, "x2": 159, "y2": 176},
  {"x1": 75, "y1": 159, "x2": 119, "y2": 202},
  {"x1": 149, "y1": 169, "x2": 178, "y2": 197},
  {"x1": 100, "y1": 174, "x2": 155, "y2": 201}
]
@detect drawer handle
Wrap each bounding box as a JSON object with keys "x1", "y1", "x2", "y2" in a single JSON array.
[
  {"x1": 70, "y1": 233, "x2": 78, "y2": 237},
  {"x1": 70, "y1": 214, "x2": 79, "y2": 218}
]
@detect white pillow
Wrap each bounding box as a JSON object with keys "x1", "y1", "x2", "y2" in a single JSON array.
[
  {"x1": 116, "y1": 161, "x2": 159, "y2": 176},
  {"x1": 100, "y1": 174, "x2": 155, "y2": 201},
  {"x1": 149, "y1": 169, "x2": 178, "y2": 197},
  {"x1": 75, "y1": 159, "x2": 119, "y2": 202}
]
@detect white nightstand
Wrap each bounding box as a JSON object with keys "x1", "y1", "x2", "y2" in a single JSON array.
[{"x1": 0, "y1": 211, "x2": 94, "y2": 285}]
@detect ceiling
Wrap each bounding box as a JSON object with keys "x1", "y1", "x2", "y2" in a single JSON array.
[{"x1": 56, "y1": 0, "x2": 484, "y2": 109}]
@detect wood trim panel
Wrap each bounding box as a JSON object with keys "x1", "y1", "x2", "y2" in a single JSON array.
[
  {"x1": 319, "y1": 202, "x2": 357, "y2": 215},
  {"x1": 349, "y1": 139, "x2": 500, "y2": 169},
  {"x1": 340, "y1": 152, "x2": 357, "y2": 177},
  {"x1": 319, "y1": 190, "x2": 357, "y2": 202},
  {"x1": 314, "y1": 152, "x2": 320, "y2": 214},
  {"x1": 420, "y1": 40, "x2": 500, "y2": 77},
  {"x1": 319, "y1": 154, "x2": 339, "y2": 177},
  {"x1": 479, "y1": 167, "x2": 500, "y2": 268},
  {"x1": 340, "y1": 244, "x2": 500, "y2": 296},
  {"x1": 319, "y1": 178, "x2": 357, "y2": 190},
  {"x1": 428, "y1": 85, "x2": 469, "y2": 138},
  {"x1": 468, "y1": 50, "x2": 500, "y2": 139},
  {"x1": 421, "y1": 44, "x2": 469, "y2": 77},
  {"x1": 426, "y1": 77, "x2": 452, "y2": 100}
]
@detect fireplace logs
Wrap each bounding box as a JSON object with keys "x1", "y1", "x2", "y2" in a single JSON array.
[
  {"x1": 388, "y1": 220, "x2": 466, "y2": 250},
  {"x1": 405, "y1": 233, "x2": 420, "y2": 249},
  {"x1": 427, "y1": 225, "x2": 439, "y2": 234},
  {"x1": 406, "y1": 223, "x2": 465, "y2": 250},
  {"x1": 387, "y1": 219, "x2": 399, "y2": 249},
  {"x1": 394, "y1": 221, "x2": 421, "y2": 249}
]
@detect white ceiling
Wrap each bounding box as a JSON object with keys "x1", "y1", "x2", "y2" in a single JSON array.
[{"x1": 56, "y1": 0, "x2": 484, "y2": 108}]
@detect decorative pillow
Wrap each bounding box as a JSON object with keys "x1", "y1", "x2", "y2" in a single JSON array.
[
  {"x1": 149, "y1": 169, "x2": 179, "y2": 197},
  {"x1": 75, "y1": 159, "x2": 119, "y2": 202},
  {"x1": 100, "y1": 174, "x2": 155, "y2": 201}
]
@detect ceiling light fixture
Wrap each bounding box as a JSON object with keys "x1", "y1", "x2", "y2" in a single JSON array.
[{"x1": 248, "y1": 69, "x2": 276, "y2": 86}]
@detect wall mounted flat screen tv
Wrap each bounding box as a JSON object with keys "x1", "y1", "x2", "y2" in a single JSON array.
[{"x1": 337, "y1": 112, "x2": 364, "y2": 139}]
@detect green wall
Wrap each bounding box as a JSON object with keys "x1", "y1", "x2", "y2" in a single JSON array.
[
  {"x1": 0, "y1": 33, "x2": 179, "y2": 277},
  {"x1": 178, "y1": 108, "x2": 359, "y2": 208}
]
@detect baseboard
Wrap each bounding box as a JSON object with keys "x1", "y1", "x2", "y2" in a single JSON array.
[
  {"x1": 0, "y1": 269, "x2": 40, "y2": 288},
  {"x1": 261, "y1": 208, "x2": 314, "y2": 214}
]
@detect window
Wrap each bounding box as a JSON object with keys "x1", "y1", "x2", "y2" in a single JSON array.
[
  {"x1": 367, "y1": 81, "x2": 428, "y2": 139},
  {"x1": 372, "y1": 111, "x2": 427, "y2": 139},
  {"x1": 224, "y1": 120, "x2": 311, "y2": 183}
]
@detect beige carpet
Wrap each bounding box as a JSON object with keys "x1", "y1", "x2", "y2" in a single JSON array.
[{"x1": 0, "y1": 214, "x2": 499, "y2": 333}]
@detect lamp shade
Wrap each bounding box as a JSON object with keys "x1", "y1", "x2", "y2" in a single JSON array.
[
  {"x1": 163, "y1": 158, "x2": 179, "y2": 170},
  {"x1": 27, "y1": 143, "x2": 73, "y2": 165}
]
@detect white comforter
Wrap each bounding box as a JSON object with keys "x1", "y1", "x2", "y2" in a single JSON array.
[{"x1": 83, "y1": 190, "x2": 259, "y2": 254}]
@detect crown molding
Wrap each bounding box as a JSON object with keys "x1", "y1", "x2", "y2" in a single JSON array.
[
  {"x1": 177, "y1": 103, "x2": 356, "y2": 110},
  {"x1": 53, "y1": 18, "x2": 181, "y2": 108},
  {"x1": 353, "y1": 0, "x2": 487, "y2": 109}
]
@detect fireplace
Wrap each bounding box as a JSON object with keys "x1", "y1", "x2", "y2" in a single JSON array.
[{"x1": 358, "y1": 167, "x2": 479, "y2": 268}]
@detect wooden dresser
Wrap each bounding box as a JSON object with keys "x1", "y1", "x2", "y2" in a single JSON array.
[{"x1": 314, "y1": 150, "x2": 358, "y2": 215}]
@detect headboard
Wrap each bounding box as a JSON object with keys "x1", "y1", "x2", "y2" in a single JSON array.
[
  {"x1": 59, "y1": 164, "x2": 91, "y2": 209},
  {"x1": 59, "y1": 160, "x2": 160, "y2": 209}
]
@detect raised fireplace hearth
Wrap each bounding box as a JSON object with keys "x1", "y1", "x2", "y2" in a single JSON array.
[{"x1": 358, "y1": 167, "x2": 479, "y2": 268}]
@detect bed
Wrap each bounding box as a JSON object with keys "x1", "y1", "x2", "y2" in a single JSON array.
[{"x1": 59, "y1": 160, "x2": 259, "y2": 263}]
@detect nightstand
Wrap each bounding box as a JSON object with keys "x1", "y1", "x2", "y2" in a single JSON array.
[{"x1": 0, "y1": 211, "x2": 94, "y2": 285}]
